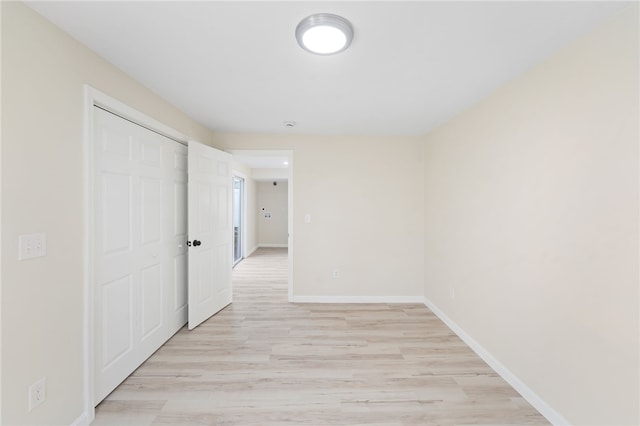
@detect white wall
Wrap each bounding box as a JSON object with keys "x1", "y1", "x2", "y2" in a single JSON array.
[
  {"x1": 0, "y1": 3, "x2": 3, "y2": 420},
  {"x1": 422, "y1": 5, "x2": 638, "y2": 425},
  {"x1": 214, "y1": 134, "x2": 425, "y2": 300},
  {"x1": 246, "y1": 176, "x2": 258, "y2": 256},
  {"x1": 257, "y1": 181, "x2": 288, "y2": 247},
  {"x1": 1, "y1": 3, "x2": 216, "y2": 424},
  {"x1": 252, "y1": 168, "x2": 288, "y2": 181}
]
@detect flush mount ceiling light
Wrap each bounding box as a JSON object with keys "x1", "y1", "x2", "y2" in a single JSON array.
[{"x1": 296, "y1": 13, "x2": 353, "y2": 55}]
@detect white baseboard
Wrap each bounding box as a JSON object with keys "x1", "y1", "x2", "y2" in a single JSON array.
[
  {"x1": 291, "y1": 295, "x2": 425, "y2": 304},
  {"x1": 258, "y1": 243, "x2": 288, "y2": 248},
  {"x1": 70, "y1": 411, "x2": 90, "y2": 426},
  {"x1": 423, "y1": 297, "x2": 570, "y2": 426},
  {"x1": 246, "y1": 245, "x2": 259, "y2": 257}
]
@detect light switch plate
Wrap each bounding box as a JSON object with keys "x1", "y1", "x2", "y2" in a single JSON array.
[{"x1": 19, "y1": 233, "x2": 47, "y2": 260}]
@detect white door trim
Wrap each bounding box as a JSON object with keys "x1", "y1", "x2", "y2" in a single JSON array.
[
  {"x1": 82, "y1": 85, "x2": 189, "y2": 424},
  {"x1": 227, "y1": 150, "x2": 294, "y2": 302}
]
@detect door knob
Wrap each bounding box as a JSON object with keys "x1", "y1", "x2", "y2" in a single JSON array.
[{"x1": 193, "y1": 240, "x2": 202, "y2": 247}]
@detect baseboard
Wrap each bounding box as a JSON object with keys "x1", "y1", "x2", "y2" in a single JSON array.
[
  {"x1": 70, "y1": 411, "x2": 90, "y2": 426},
  {"x1": 291, "y1": 295, "x2": 425, "y2": 304},
  {"x1": 246, "y1": 245, "x2": 259, "y2": 257},
  {"x1": 258, "y1": 243, "x2": 288, "y2": 248},
  {"x1": 423, "y1": 297, "x2": 570, "y2": 426}
]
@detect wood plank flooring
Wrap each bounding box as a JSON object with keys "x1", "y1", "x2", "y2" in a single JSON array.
[{"x1": 93, "y1": 248, "x2": 548, "y2": 425}]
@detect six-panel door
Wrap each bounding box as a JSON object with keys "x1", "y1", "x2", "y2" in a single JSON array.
[{"x1": 93, "y1": 107, "x2": 189, "y2": 403}]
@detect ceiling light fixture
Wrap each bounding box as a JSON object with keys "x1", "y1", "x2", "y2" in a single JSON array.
[{"x1": 296, "y1": 13, "x2": 353, "y2": 55}]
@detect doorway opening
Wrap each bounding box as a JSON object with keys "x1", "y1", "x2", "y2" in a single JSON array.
[{"x1": 230, "y1": 150, "x2": 294, "y2": 301}]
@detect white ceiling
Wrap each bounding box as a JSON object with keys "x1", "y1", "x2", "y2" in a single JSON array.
[{"x1": 27, "y1": 1, "x2": 628, "y2": 136}]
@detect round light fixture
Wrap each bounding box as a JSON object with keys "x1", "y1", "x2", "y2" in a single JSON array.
[{"x1": 296, "y1": 13, "x2": 353, "y2": 55}]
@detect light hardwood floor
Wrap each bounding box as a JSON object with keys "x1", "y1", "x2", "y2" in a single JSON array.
[{"x1": 93, "y1": 248, "x2": 548, "y2": 425}]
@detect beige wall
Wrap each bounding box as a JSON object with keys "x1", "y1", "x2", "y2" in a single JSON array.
[
  {"x1": 214, "y1": 134, "x2": 425, "y2": 299},
  {"x1": 1, "y1": 3, "x2": 215, "y2": 424},
  {"x1": 422, "y1": 5, "x2": 638, "y2": 425},
  {"x1": 257, "y1": 181, "x2": 288, "y2": 247},
  {"x1": 246, "y1": 177, "x2": 258, "y2": 255},
  {"x1": 0, "y1": 3, "x2": 3, "y2": 421}
]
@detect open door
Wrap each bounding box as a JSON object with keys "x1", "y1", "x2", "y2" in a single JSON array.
[{"x1": 187, "y1": 140, "x2": 232, "y2": 330}]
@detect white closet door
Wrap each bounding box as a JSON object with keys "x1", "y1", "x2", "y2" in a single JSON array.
[
  {"x1": 93, "y1": 107, "x2": 187, "y2": 403},
  {"x1": 187, "y1": 141, "x2": 233, "y2": 330},
  {"x1": 165, "y1": 142, "x2": 188, "y2": 334},
  {"x1": 134, "y1": 123, "x2": 168, "y2": 359}
]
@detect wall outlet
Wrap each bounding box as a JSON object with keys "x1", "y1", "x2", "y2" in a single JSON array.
[
  {"x1": 19, "y1": 233, "x2": 47, "y2": 260},
  {"x1": 28, "y1": 377, "x2": 46, "y2": 412},
  {"x1": 449, "y1": 287, "x2": 456, "y2": 300},
  {"x1": 332, "y1": 269, "x2": 340, "y2": 279}
]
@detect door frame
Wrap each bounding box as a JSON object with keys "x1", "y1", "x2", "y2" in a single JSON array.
[
  {"x1": 82, "y1": 86, "x2": 189, "y2": 424},
  {"x1": 228, "y1": 150, "x2": 294, "y2": 302}
]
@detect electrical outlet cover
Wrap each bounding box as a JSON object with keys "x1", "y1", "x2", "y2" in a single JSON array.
[{"x1": 28, "y1": 377, "x2": 46, "y2": 412}]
